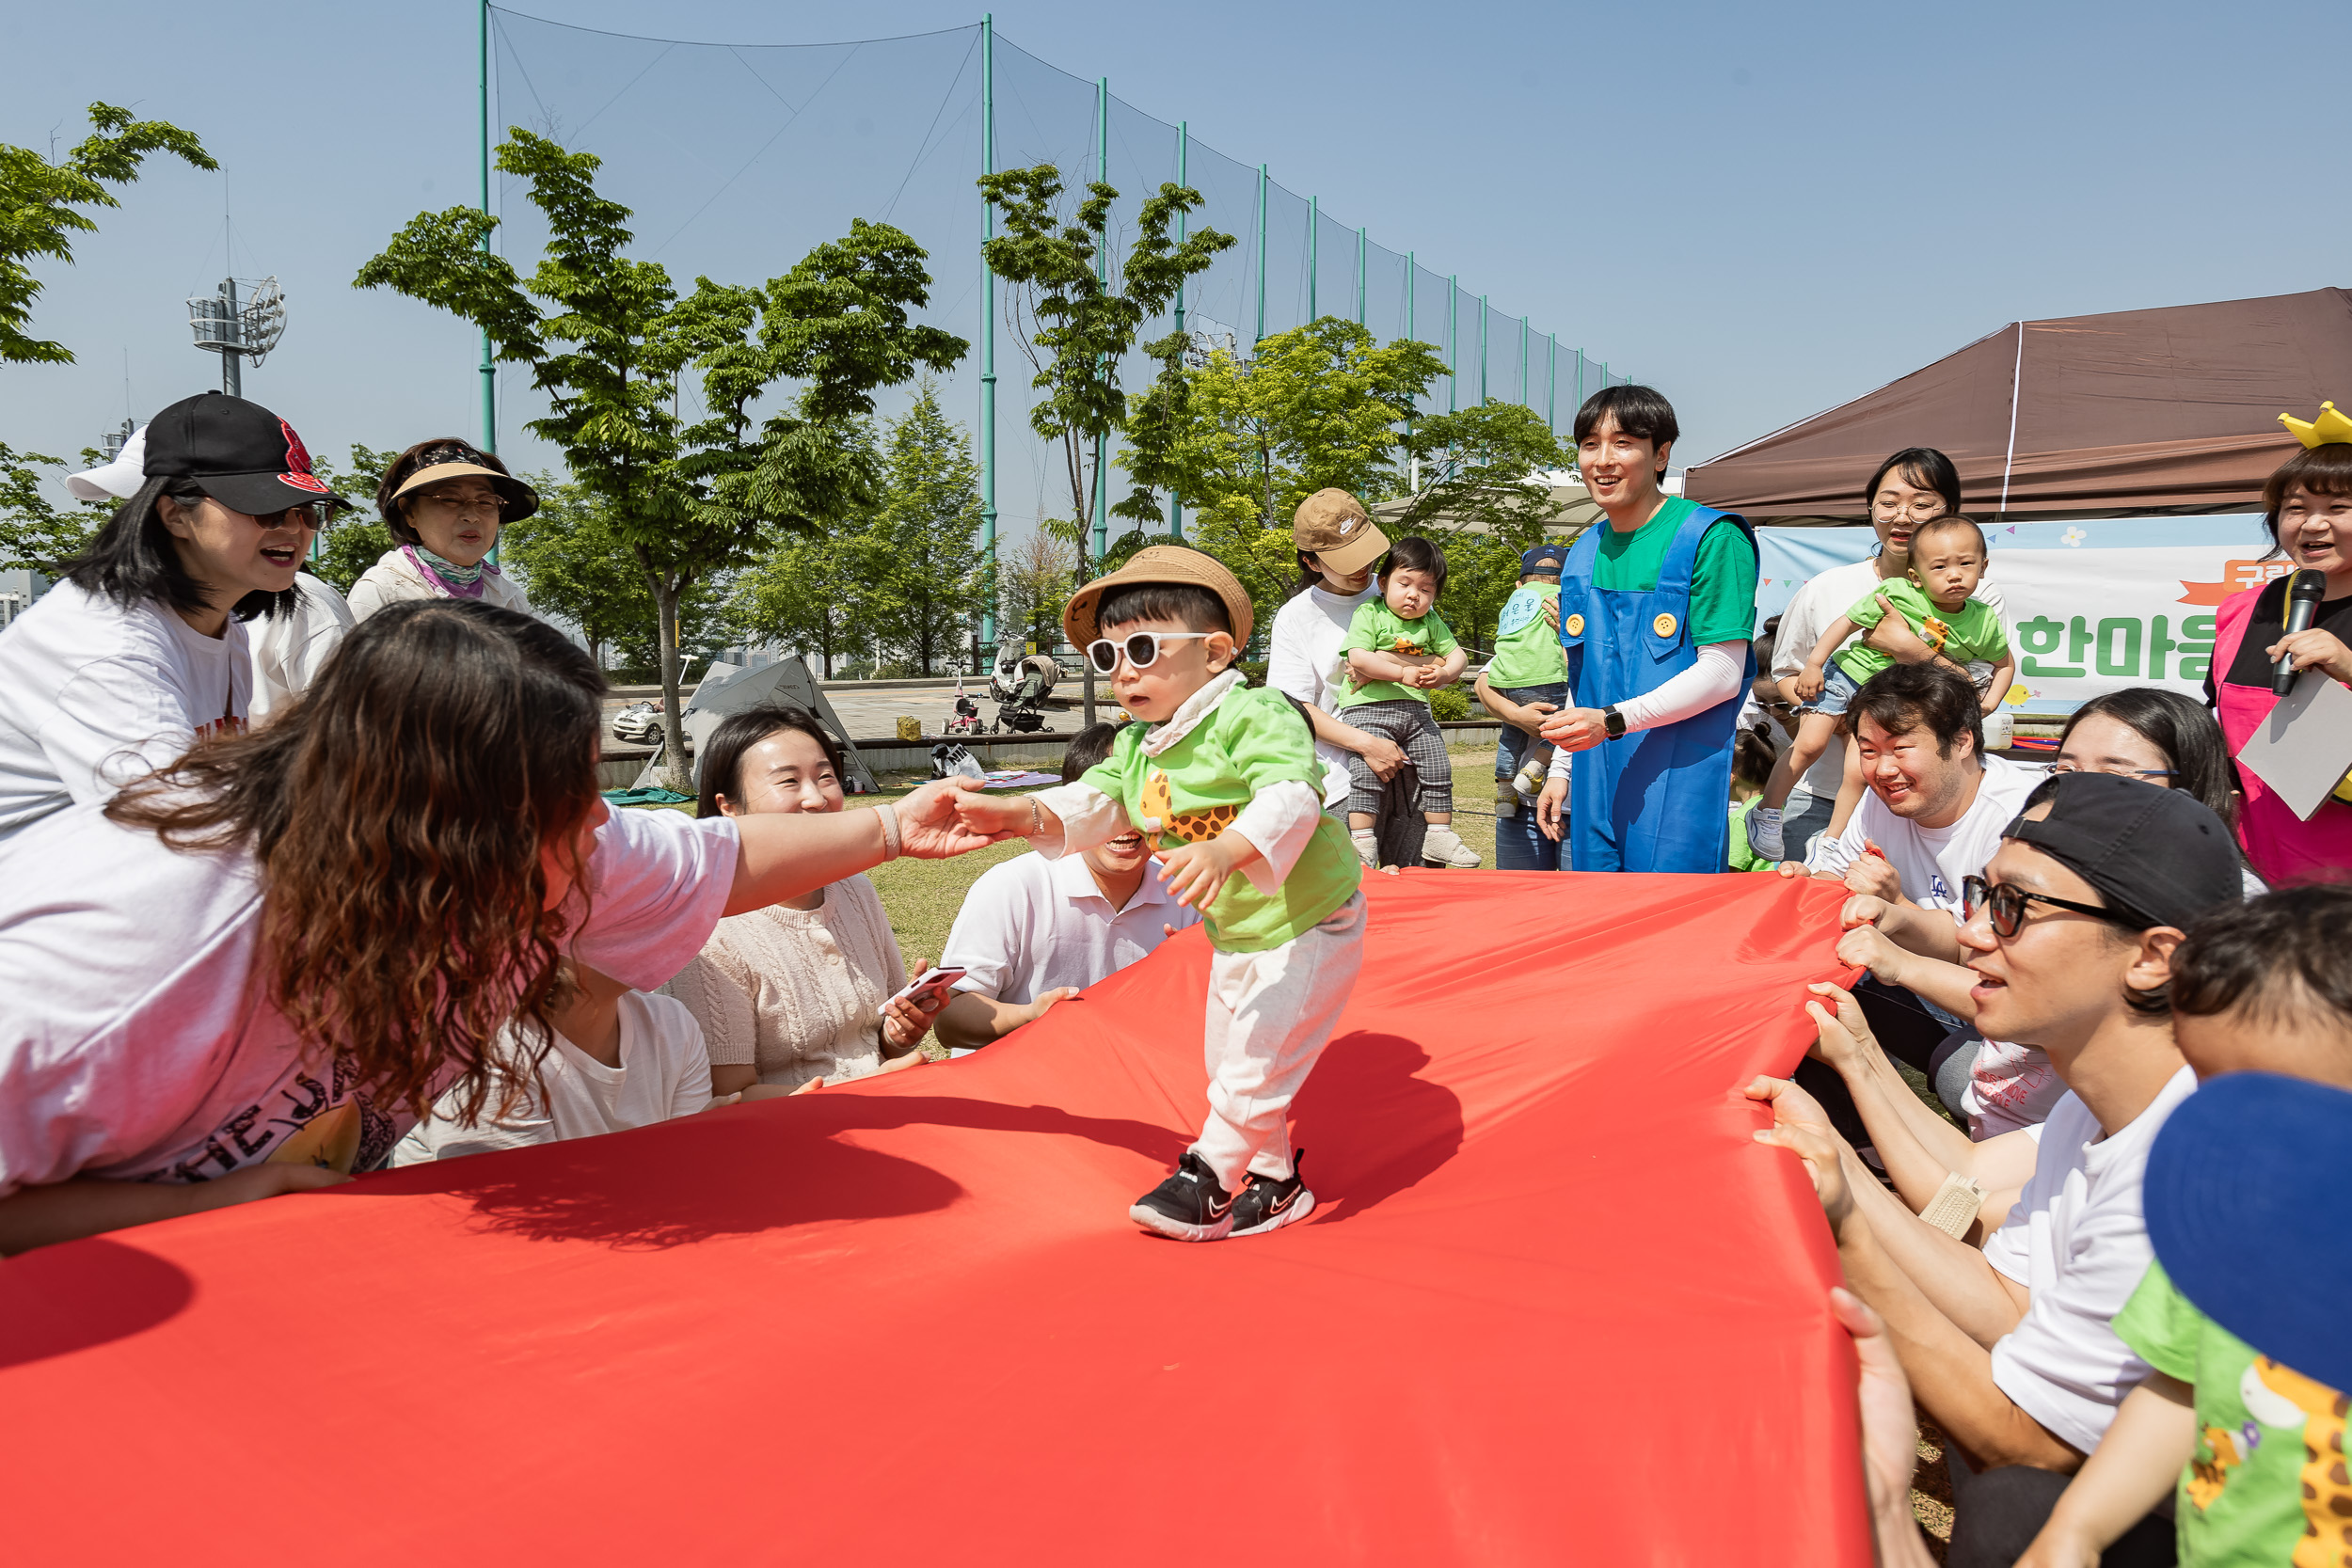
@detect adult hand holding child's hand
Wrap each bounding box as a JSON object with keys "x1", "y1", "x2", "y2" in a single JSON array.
[
  {"x1": 903, "y1": 777, "x2": 1018, "y2": 856},
  {"x1": 945, "y1": 784, "x2": 1036, "y2": 845}
]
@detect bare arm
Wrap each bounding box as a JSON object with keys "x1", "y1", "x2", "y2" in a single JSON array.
[
  {"x1": 933, "y1": 987, "x2": 1078, "y2": 1052},
  {"x1": 1980, "y1": 654, "x2": 2016, "y2": 715},
  {"x1": 1347, "y1": 647, "x2": 1420, "y2": 683},
  {"x1": 2018, "y1": 1376, "x2": 2196, "y2": 1568},
  {"x1": 0, "y1": 1164, "x2": 351, "y2": 1256},
  {"x1": 1807, "y1": 613, "x2": 1861, "y2": 673},
  {"x1": 725, "y1": 779, "x2": 1006, "y2": 917}
]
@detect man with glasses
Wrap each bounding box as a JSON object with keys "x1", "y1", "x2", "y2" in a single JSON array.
[{"x1": 1754, "y1": 773, "x2": 2243, "y2": 1566}]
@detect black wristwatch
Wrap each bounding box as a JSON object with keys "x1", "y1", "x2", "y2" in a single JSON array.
[{"x1": 1601, "y1": 705, "x2": 1627, "y2": 738}]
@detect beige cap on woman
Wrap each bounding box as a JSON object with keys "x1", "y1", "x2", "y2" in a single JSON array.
[{"x1": 1291, "y1": 487, "x2": 1389, "y2": 575}]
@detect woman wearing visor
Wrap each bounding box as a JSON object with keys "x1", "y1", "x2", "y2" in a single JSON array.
[
  {"x1": 0, "y1": 391, "x2": 348, "y2": 847},
  {"x1": 347, "y1": 437, "x2": 537, "y2": 620}
]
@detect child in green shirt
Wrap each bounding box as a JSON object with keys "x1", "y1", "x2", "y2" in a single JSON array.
[
  {"x1": 1749, "y1": 516, "x2": 2014, "y2": 861},
  {"x1": 2018, "y1": 886, "x2": 2352, "y2": 1568},
  {"x1": 954, "y1": 546, "x2": 1364, "y2": 1243},
  {"x1": 1335, "y1": 536, "x2": 1474, "y2": 869}
]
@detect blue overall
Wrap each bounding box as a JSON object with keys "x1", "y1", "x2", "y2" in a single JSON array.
[{"x1": 1558, "y1": 503, "x2": 1756, "y2": 874}]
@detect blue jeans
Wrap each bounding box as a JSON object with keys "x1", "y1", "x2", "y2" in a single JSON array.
[{"x1": 1492, "y1": 682, "x2": 1567, "y2": 872}]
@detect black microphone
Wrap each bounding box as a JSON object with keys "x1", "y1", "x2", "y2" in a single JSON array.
[{"x1": 2274, "y1": 571, "x2": 2328, "y2": 695}]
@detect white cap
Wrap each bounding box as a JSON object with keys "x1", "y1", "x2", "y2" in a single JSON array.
[{"x1": 65, "y1": 425, "x2": 149, "y2": 502}]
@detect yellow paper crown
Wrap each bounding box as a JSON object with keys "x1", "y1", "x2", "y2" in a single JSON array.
[{"x1": 2279, "y1": 401, "x2": 2352, "y2": 448}]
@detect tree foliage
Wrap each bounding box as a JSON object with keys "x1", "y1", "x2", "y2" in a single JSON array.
[
  {"x1": 864, "y1": 378, "x2": 985, "y2": 675},
  {"x1": 305, "y1": 444, "x2": 398, "y2": 595},
  {"x1": 357, "y1": 128, "x2": 961, "y2": 782},
  {"x1": 994, "y1": 529, "x2": 1078, "y2": 650},
  {"x1": 0, "y1": 103, "x2": 215, "y2": 365},
  {"x1": 0, "y1": 443, "x2": 112, "y2": 572},
  {"x1": 1390, "y1": 400, "x2": 1574, "y2": 657}
]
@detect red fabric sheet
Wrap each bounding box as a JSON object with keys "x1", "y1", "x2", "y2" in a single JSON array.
[{"x1": 0, "y1": 871, "x2": 1867, "y2": 1565}]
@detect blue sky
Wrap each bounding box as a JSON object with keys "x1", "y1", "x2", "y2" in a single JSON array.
[{"x1": 4, "y1": 0, "x2": 2342, "y2": 517}]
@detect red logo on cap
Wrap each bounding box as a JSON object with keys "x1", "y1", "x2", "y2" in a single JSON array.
[{"x1": 278, "y1": 420, "x2": 327, "y2": 493}]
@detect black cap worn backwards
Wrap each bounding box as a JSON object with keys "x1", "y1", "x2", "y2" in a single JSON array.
[
  {"x1": 142, "y1": 391, "x2": 351, "y2": 516},
  {"x1": 2001, "y1": 770, "x2": 2243, "y2": 931}
]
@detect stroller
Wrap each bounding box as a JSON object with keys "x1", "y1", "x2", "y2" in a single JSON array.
[{"x1": 987, "y1": 641, "x2": 1059, "y2": 735}]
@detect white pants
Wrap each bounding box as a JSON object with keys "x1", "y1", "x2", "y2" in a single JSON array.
[{"x1": 1191, "y1": 893, "x2": 1367, "y2": 1192}]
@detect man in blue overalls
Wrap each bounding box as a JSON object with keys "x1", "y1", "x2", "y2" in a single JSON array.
[{"x1": 1534, "y1": 386, "x2": 1759, "y2": 873}]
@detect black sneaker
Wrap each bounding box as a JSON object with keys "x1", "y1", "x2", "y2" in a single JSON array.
[
  {"x1": 1129, "y1": 1150, "x2": 1235, "y2": 1242},
  {"x1": 1231, "y1": 1149, "x2": 1315, "y2": 1238}
]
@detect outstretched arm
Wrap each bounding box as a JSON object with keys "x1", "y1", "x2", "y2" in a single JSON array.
[{"x1": 727, "y1": 779, "x2": 1010, "y2": 916}]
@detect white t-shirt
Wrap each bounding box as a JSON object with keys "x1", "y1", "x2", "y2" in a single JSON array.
[
  {"x1": 1772, "y1": 559, "x2": 2012, "y2": 805},
  {"x1": 390, "y1": 990, "x2": 712, "y2": 1164},
  {"x1": 1808, "y1": 753, "x2": 2045, "y2": 911},
  {"x1": 1983, "y1": 1065, "x2": 2197, "y2": 1454},
  {"x1": 940, "y1": 848, "x2": 1200, "y2": 1006},
  {"x1": 0, "y1": 580, "x2": 251, "y2": 845},
  {"x1": 1963, "y1": 1039, "x2": 2068, "y2": 1139},
  {"x1": 0, "y1": 803, "x2": 737, "y2": 1193},
  {"x1": 248, "y1": 572, "x2": 355, "y2": 722},
  {"x1": 1264, "y1": 580, "x2": 1378, "y2": 808}
]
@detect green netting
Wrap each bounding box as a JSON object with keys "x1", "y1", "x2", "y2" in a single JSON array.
[{"x1": 486, "y1": 9, "x2": 1629, "y2": 568}]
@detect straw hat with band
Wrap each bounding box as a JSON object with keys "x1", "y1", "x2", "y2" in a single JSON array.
[
  {"x1": 1291, "y1": 487, "x2": 1389, "y2": 577},
  {"x1": 1063, "y1": 546, "x2": 1256, "y2": 653},
  {"x1": 385, "y1": 441, "x2": 540, "y2": 524},
  {"x1": 142, "y1": 391, "x2": 354, "y2": 516}
]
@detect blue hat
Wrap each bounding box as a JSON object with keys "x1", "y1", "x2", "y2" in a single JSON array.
[
  {"x1": 1521, "y1": 545, "x2": 1567, "y2": 575},
  {"x1": 2144, "y1": 1071, "x2": 2352, "y2": 1391}
]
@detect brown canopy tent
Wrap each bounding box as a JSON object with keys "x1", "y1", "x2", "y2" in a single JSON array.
[{"x1": 1686, "y1": 286, "x2": 2352, "y2": 524}]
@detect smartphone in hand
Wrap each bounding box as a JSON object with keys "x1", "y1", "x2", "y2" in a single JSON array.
[{"x1": 887, "y1": 967, "x2": 968, "y2": 1013}]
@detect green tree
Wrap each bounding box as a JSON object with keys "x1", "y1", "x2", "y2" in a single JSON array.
[
  {"x1": 994, "y1": 528, "x2": 1076, "y2": 651},
  {"x1": 485, "y1": 472, "x2": 646, "y2": 669},
  {"x1": 1152, "y1": 317, "x2": 1445, "y2": 640},
  {"x1": 866, "y1": 378, "x2": 985, "y2": 675},
  {"x1": 2, "y1": 103, "x2": 215, "y2": 365},
  {"x1": 357, "y1": 129, "x2": 961, "y2": 784},
  {"x1": 0, "y1": 443, "x2": 111, "y2": 572},
  {"x1": 729, "y1": 518, "x2": 874, "y2": 680},
  {"x1": 1391, "y1": 400, "x2": 1574, "y2": 657},
  {"x1": 307, "y1": 444, "x2": 398, "y2": 595},
  {"x1": 978, "y1": 163, "x2": 1233, "y2": 717}
]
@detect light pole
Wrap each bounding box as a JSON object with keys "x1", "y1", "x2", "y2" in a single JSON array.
[{"x1": 188, "y1": 277, "x2": 285, "y2": 398}]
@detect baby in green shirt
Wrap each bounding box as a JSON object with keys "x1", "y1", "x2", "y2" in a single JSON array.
[
  {"x1": 1335, "y1": 536, "x2": 1474, "y2": 869},
  {"x1": 954, "y1": 546, "x2": 1364, "y2": 1243},
  {"x1": 1750, "y1": 516, "x2": 2014, "y2": 862}
]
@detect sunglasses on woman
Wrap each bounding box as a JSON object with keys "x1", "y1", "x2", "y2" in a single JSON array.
[
  {"x1": 1084, "y1": 630, "x2": 1213, "y2": 674},
  {"x1": 1960, "y1": 874, "x2": 2136, "y2": 939}
]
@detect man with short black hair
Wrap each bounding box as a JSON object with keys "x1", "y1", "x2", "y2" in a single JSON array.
[
  {"x1": 1757, "y1": 773, "x2": 2244, "y2": 1567},
  {"x1": 1534, "y1": 385, "x2": 1760, "y2": 872}
]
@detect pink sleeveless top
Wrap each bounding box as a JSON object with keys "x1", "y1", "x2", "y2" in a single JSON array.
[{"x1": 2212, "y1": 584, "x2": 2352, "y2": 884}]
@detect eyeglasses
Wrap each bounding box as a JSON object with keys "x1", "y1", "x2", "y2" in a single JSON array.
[
  {"x1": 413, "y1": 492, "x2": 503, "y2": 517},
  {"x1": 1085, "y1": 630, "x2": 1212, "y2": 673},
  {"x1": 2048, "y1": 760, "x2": 2175, "y2": 783},
  {"x1": 1960, "y1": 875, "x2": 2136, "y2": 939}
]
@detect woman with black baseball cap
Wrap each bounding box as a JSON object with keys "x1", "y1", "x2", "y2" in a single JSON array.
[
  {"x1": 0, "y1": 390, "x2": 351, "y2": 847},
  {"x1": 346, "y1": 437, "x2": 537, "y2": 621}
]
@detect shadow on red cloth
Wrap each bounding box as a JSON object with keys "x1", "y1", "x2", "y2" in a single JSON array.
[
  {"x1": 356, "y1": 1094, "x2": 1188, "y2": 1250},
  {"x1": 1290, "y1": 1031, "x2": 1464, "y2": 1225},
  {"x1": 0, "y1": 1238, "x2": 194, "y2": 1370}
]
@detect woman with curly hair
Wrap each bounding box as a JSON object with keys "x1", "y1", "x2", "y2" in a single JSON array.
[{"x1": 0, "y1": 599, "x2": 1005, "y2": 1255}]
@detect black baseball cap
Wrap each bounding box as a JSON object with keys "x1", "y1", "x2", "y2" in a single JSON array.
[
  {"x1": 143, "y1": 392, "x2": 351, "y2": 516},
  {"x1": 1520, "y1": 544, "x2": 1568, "y2": 575},
  {"x1": 2002, "y1": 770, "x2": 2242, "y2": 930},
  {"x1": 2145, "y1": 1071, "x2": 2352, "y2": 1391}
]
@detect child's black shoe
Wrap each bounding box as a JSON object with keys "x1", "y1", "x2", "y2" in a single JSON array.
[
  {"x1": 1231, "y1": 1149, "x2": 1315, "y2": 1237},
  {"x1": 1129, "y1": 1150, "x2": 1235, "y2": 1242}
]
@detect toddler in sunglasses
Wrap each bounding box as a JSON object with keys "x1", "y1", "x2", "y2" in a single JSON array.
[{"x1": 953, "y1": 547, "x2": 1365, "y2": 1242}]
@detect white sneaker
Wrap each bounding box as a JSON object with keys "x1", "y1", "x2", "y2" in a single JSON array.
[
  {"x1": 1350, "y1": 829, "x2": 1379, "y2": 869},
  {"x1": 1422, "y1": 825, "x2": 1481, "y2": 868},
  {"x1": 1748, "y1": 806, "x2": 1786, "y2": 862}
]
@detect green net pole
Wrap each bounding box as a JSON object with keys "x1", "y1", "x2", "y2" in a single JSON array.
[
  {"x1": 1169, "y1": 119, "x2": 1185, "y2": 542},
  {"x1": 977, "y1": 14, "x2": 997, "y2": 644},
  {"x1": 1090, "y1": 75, "x2": 1107, "y2": 563},
  {"x1": 1478, "y1": 293, "x2": 1488, "y2": 406},
  {"x1": 1308, "y1": 196, "x2": 1317, "y2": 321},
  {"x1": 478, "y1": 0, "x2": 495, "y2": 457},
  {"x1": 1519, "y1": 314, "x2": 1529, "y2": 407},
  {"x1": 1405, "y1": 252, "x2": 1417, "y2": 489},
  {"x1": 1255, "y1": 165, "x2": 1266, "y2": 347},
  {"x1": 1546, "y1": 332, "x2": 1557, "y2": 435},
  {"x1": 1447, "y1": 274, "x2": 1457, "y2": 414},
  {"x1": 1355, "y1": 227, "x2": 1364, "y2": 326}
]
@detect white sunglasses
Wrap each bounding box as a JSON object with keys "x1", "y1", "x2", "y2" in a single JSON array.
[{"x1": 1085, "y1": 630, "x2": 1213, "y2": 673}]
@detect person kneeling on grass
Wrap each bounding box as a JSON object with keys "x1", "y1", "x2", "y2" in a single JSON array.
[
  {"x1": 2019, "y1": 885, "x2": 2352, "y2": 1568},
  {"x1": 393, "y1": 964, "x2": 716, "y2": 1162},
  {"x1": 953, "y1": 546, "x2": 1365, "y2": 1243}
]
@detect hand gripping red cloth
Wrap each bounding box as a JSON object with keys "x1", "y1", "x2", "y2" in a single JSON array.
[{"x1": 0, "y1": 871, "x2": 1866, "y2": 1565}]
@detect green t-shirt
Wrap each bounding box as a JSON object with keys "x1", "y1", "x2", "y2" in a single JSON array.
[
  {"x1": 1589, "y1": 498, "x2": 1760, "y2": 647},
  {"x1": 2113, "y1": 1259, "x2": 2349, "y2": 1566},
  {"x1": 1079, "y1": 684, "x2": 1361, "y2": 953},
  {"x1": 1834, "y1": 578, "x2": 2009, "y2": 684},
  {"x1": 1727, "y1": 797, "x2": 1774, "y2": 872},
  {"x1": 1485, "y1": 581, "x2": 1568, "y2": 689},
  {"x1": 1335, "y1": 598, "x2": 1461, "y2": 709}
]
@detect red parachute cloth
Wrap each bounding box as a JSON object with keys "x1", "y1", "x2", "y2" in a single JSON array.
[{"x1": 0, "y1": 871, "x2": 1867, "y2": 1565}]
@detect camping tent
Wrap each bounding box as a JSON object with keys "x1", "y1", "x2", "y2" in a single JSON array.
[{"x1": 1687, "y1": 286, "x2": 2352, "y2": 523}]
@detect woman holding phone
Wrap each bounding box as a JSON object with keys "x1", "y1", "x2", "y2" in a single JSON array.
[{"x1": 662, "y1": 705, "x2": 940, "y2": 1097}]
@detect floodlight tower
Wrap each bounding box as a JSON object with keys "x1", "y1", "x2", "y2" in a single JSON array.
[{"x1": 187, "y1": 277, "x2": 287, "y2": 398}]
